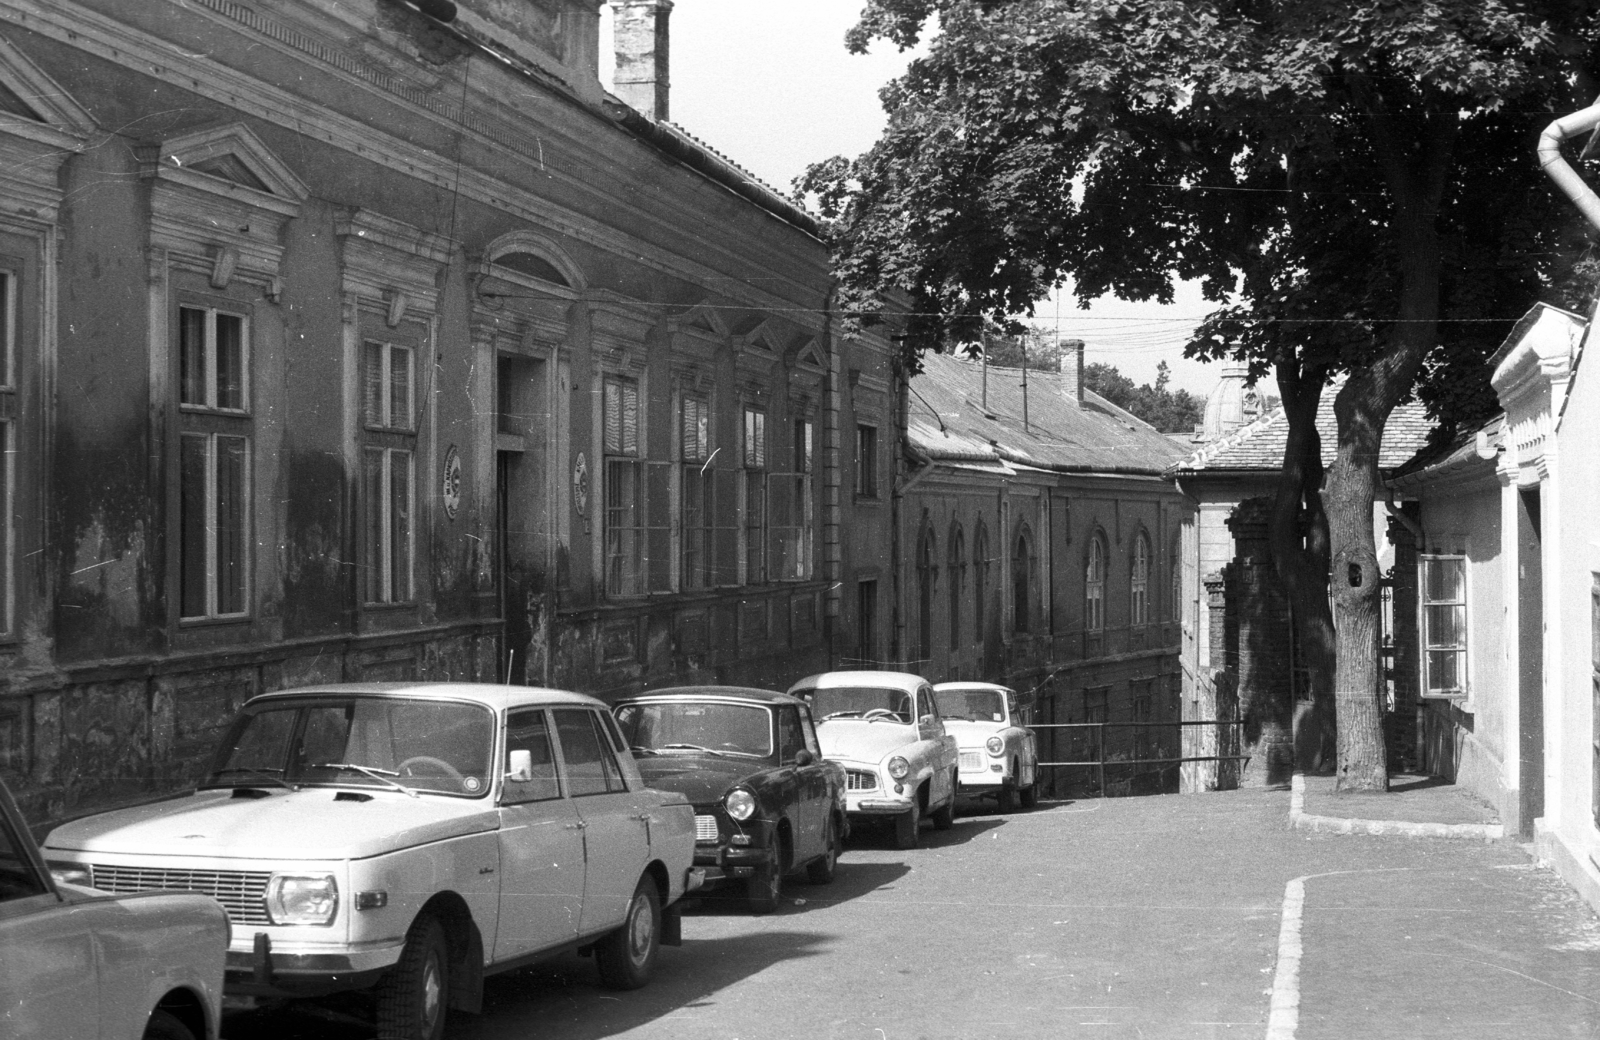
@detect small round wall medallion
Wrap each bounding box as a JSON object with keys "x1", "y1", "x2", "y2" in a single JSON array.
[
  {"x1": 442, "y1": 445, "x2": 462, "y2": 520},
  {"x1": 573, "y1": 452, "x2": 589, "y2": 517}
]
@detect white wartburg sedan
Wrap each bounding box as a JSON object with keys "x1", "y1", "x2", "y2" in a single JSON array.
[
  {"x1": 2, "y1": 776, "x2": 228, "y2": 1040},
  {"x1": 934, "y1": 682, "x2": 1040, "y2": 812},
  {"x1": 788, "y1": 671, "x2": 958, "y2": 849},
  {"x1": 43, "y1": 683, "x2": 698, "y2": 1040}
]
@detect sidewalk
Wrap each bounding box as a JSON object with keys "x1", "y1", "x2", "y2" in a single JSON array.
[{"x1": 1291, "y1": 771, "x2": 1504, "y2": 839}]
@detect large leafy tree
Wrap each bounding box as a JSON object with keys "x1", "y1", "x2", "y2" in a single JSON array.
[{"x1": 802, "y1": 0, "x2": 1600, "y2": 791}]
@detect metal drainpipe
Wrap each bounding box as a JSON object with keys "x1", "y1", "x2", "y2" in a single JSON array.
[{"x1": 1539, "y1": 98, "x2": 1600, "y2": 231}]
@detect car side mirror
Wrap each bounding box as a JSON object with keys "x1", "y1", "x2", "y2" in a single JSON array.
[
  {"x1": 919, "y1": 714, "x2": 937, "y2": 727},
  {"x1": 506, "y1": 749, "x2": 533, "y2": 782},
  {"x1": 794, "y1": 749, "x2": 814, "y2": 767}
]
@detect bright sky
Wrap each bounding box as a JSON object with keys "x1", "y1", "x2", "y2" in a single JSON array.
[{"x1": 602, "y1": 1, "x2": 1220, "y2": 399}]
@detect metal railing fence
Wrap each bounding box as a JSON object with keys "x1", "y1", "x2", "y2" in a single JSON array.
[{"x1": 1030, "y1": 720, "x2": 1249, "y2": 797}]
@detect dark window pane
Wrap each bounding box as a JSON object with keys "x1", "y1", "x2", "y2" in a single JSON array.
[
  {"x1": 362, "y1": 447, "x2": 384, "y2": 602},
  {"x1": 180, "y1": 307, "x2": 207, "y2": 406},
  {"x1": 363, "y1": 342, "x2": 384, "y2": 427},
  {"x1": 179, "y1": 433, "x2": 208, "y2": 617},
  {"x1": 553, "y1": 708, "x2": 612, "y2": 797},
  {"x1": 215, "y1": 313, "x2": 245, "y2": 410},
  {"x1": 389, "y1": 345, "x2": 411, "y2": 431},
  {"x1": 389, "y1": 450, "x2": 412, "y2": 602},
  {"x1": 215, "y1": 435, "x2": 247, "y2": 614}
]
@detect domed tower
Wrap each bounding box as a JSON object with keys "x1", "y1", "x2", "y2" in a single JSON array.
[{"x1": 1198, "y1": 361, "x2": 1266, "y2": 441}]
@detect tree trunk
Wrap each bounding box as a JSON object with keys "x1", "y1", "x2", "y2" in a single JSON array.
[{"x1": 1269, "y1": 359, "x2": 1336, "y2": 774}]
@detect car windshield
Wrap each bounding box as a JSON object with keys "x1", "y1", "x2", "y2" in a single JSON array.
[
  {"x1": 935, "y1": 688, "x2": 1006, "y2": 722},
  {"x1": 807, "y1": 687, "x2": 914, "y2": 724},
  {"x1": 205, "y1": 697, "x2": 495, "y2": 797},
  {"x1": 614, "y1": 702, "x2": 773, "y2": 759}
]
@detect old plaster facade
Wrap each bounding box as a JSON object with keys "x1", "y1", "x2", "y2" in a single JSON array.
[{"x1": 0, "y1": 0, "x2": 904, "y2": 821}]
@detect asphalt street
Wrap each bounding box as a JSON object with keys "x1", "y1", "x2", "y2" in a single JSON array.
[{"x1": 224, "y1": 787, "x2": 1600, "y2": 1040}]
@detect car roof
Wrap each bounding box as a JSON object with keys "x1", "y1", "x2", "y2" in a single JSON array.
[
  {"x1": 789, "y1": 670, "x2": 928, "y2": 693},
  {"x1": 243, "y1": 682, "x2": 608, "y2": 713},
  {"x1": 617, "y1": 686, "x2": 803, "y2": 706},
  {"x1": 933, "y1": 682, "x2": 1014, "y2": 693}
]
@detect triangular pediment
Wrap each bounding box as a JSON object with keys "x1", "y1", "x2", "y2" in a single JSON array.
[
  {"x1": 149, "y1": 123, "x2": 309, "y2": 204},
  {"x1": 739, "y1": 317, "x2": 787, "y2": 357},
  {"x1": 678, "y1": 302, "x2": 730, "y2": 337},
  {"x1": 791, "y1": 337, "x2": 826, "y2": 371},
  {"x1": 0, "y1": 33, "x2": 95, "y2": 142}
]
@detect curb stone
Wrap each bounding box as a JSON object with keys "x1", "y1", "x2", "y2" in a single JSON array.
[{"x1": 1288, "y1": 773, "x2": 1504, "y2": 840}]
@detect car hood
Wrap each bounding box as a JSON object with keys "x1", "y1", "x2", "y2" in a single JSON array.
[
  {"x1": 815, "y1": 721, "x2": 918, "y2": 764},
  {"x1": 44, "y1": 788, "x2": 500, "y2": 862},
  {"x1": 633, "y1": 755, "x2": 762, "y2": 807},
  {"x1": 943, "y1": 719, "x2": 1005, "y2": 748}
]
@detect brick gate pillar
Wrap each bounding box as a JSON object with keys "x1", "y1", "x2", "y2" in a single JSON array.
[{"x1": 1227, "y1": 497, "x2": 1294, "y2": 785}]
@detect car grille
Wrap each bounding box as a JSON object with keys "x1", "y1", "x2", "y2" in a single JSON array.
[
  {"x1": 845, "y1": 769, "x2": 878, "y2": 792},
  {"x1": 694, "y1": 814, "x2": 720, "y2": 842},
  {"x1": 960, "y1": 752, "x2": 986, "y2": 772},
  {"x1": 90, "y1": 864, "x2": 273, "y2": 927}
]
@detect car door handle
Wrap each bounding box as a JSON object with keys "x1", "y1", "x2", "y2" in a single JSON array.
[
  {"x1": 636, "y1": 812, "x2": 653, "y2": 821},
  {"x1": 564, "y1": 822, "x2": 586, "y2": 831}
]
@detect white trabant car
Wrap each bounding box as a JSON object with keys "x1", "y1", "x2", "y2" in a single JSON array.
[
  {"x1": 787, "y1": 671, "x2": 959, "y2": 849},
  {"x1": 1, "y1": 775, "x2": 228, "y2": 1040},
  {"x1": 43, "y1": 683, "x2": 699, "y2": 1040},
  {"x1": 934, "y1": 681, "x2": 1040, "y2": 812}
]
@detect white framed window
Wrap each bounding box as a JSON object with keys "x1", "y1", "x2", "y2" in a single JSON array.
[
  {"x1": 741, "y1": 406, "x2": 767, "y2": 584},
  {"x1": 1420, "y1": 554, "x2": 1467, "y2": 698},
  {"x1": 679, "y1": 394, "x2": 713, "y2": 590},
  {"x1": 773, "y1": 417, "x2": 815, "y2": 581},
  {"x1": 362, "y1": 340, "x2": 415, "y2": 605},
  {"x1": 604, "y1": 375, "x2": 644, "y2": 598},
  {"x1": 1131, "y1": 532, "x2": 1150, "y2": 628},
  {"x1": 178, "y1": 304, "x2": 251, "y2": 620},
  {"x1": 1086, "y1": 533, "x2": 1106, "y2": 634}
]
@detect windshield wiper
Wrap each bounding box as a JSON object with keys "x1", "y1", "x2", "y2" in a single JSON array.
[
  {"x1": 821, "y1": 711, "x2": 864, "y2": 721},
  {"x1": 628, "y1": 745, "x2": 661, "y2": 757},
  {"x1": 657, "y1": 743, "x2": 730, "y2": 758},
  {"x1": 208, "y1": 767, "x2": 297, "y2": 791},
  {"x1": 312, "y1": 762, "x2": 420, "y2": 798}
]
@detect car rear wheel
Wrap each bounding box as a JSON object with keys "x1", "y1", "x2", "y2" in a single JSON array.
[
  {"x1": 374, "y1": 914, "x2": 450, "y2": 1040},
  {"x1": 893, "y1": 801, "x2": 920, "y2": 849},
  {"x1": 806, "y1": 813, "x2": 841, "y2": 884},
  {"x1": 142, "y1": 1010, "x2": 196, "y2": 1040},
  {"x1": 597, "y1": 877, "x2": 661, "y2": 989}
]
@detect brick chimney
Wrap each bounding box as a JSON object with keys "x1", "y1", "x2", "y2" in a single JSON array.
[
  {"x1": 611, "y1": 0, "x2": 672, "y2": 121},
  {"x1": 1061, "y1": 338, "x2": 1085, "y2": 406}
]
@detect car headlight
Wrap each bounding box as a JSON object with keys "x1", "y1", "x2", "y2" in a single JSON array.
[
  {"x1": 887, "y1": 756, "x2": 910, "y2": 780},
  {"x1": 266, "y1": 874, "x2": 339, "y2": 926},
  {"x1": 986, "y1": 736, "x2": 1005, "y2": 756},
  {"x1": 725, "y1": 788, "x2": 757, "y2": 821},
  {"x1": 48, "y1": 861, "x2": 93, "y2": 888}
]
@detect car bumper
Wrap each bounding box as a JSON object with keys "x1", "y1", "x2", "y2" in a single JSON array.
[
  {"x1": 692, "y1": 842, "x2": 775, "y2": 886},
  {"x1": 845, "y1": 793, "x2": 915, "y2": 816},
  {"x1": 957, "y1": 770, "x2": 1012, "y2": 793},
  {"x1": 223, "y1": 933, "x2": 401, "y2": 998}
]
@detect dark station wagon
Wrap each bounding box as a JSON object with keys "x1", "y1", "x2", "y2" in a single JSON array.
[{"x1": 613, "y1": 687, "x2": 848, "y2": 913}]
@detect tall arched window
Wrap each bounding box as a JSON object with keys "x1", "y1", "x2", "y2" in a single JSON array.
[
  {"x1": 1012, "y1": 524, "x2": 1034, "y2": 634},
  {"x1": 1131, "y1": 531, "x2": 1150, "y2": 628},
  {"x1": 917, "y1": 525, "x2": 936, "y2": 662},
  {"x1": 1086, "y1": 532, "x2": 1106, "y2": 633},
  {"x1": 948, "y1": 523, "x2": 965, "y2": 647},
  {"x1": 973, "y1": 523, "x2": 990, "y2": 648}
]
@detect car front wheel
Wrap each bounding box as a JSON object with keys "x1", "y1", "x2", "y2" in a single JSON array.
[
  {"x1": 597, "y1": 877, "x2": 661, "y2": 989},
  {"x1": 996, "y1": 784, "x2": 1018, "y2": 813},
  {"x1": 893, "y1": 801, "x2": 920, "y2": 849},
  {"x1": 931, "y1": 774, "x2": 956, "y2": 830},
  {"x1": 1019, "y1": 781, "x2": 1039, "y2": 809},
  {"x1": 374, "y1": 914, "x2": 449, "y2": 1040}
]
